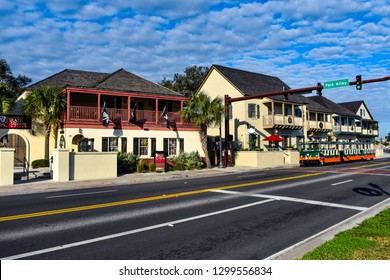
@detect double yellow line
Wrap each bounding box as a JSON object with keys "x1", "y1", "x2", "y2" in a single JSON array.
[
  {"x1": 353, "y1": 162, "x2": 390, "y2": 169},
  {"x1": 0, "y1": 172, "x2": 323, "y2": 222}
]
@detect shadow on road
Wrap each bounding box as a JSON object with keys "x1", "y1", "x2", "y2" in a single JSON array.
[{"x1": 353, "y1": 183, "x2": 390, "y2": 197}]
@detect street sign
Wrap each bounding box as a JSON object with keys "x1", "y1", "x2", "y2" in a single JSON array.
[{"x1": 323, "y1": 78, "x2": 349, "y2": 89}]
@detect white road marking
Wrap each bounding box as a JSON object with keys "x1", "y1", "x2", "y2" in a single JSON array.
[
  {"x1": 45, "y1": 190, "x2": 118, "y2": 199},
  {"x1": 212, "y1": 189, "x2": 368, "y2": 211},
  {"x1": 2, "y1": 199, "x2": 275, "y2": 260},
  {"x1": 331, "y1": 179, "x2": 353, "y2": 186}
]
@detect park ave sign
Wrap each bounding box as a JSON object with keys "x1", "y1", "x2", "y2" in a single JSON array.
[{"x1": 323, "y1": 78, "x2": 349, "y2": 89}]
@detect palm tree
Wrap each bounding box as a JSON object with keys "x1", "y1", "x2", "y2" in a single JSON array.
[
  {"x1": 23, "y1": 86, "x2": 67, "y2": 160},
  {"x1": 182, "y1": 91, "x2": 224, "y2": 168},
  {"x1": 0, "y1": 83, "x2": 15, "y2": 114}
]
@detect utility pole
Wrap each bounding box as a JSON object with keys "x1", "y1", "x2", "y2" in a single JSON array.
[{"x1": 223, "y1": 75, "x2": 390, "y2": 167}]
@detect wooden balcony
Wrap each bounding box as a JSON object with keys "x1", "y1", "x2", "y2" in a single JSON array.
[
  {"x1": 67, "y1": 106, "x2": 183, "y2": 125},
  {"x1": 307, "y1": 120, "x2": 332, "y2": 132},
  {"x1": 263, "y1": 114, "x2": 303, "y2": 129},
  {"x1": 333, "y1": 125, "x2": 362, "y2": 134}
]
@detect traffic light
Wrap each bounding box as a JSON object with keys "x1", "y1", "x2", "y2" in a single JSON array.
[
  {"x1": 356, "y1": 75, "x2": 362, "y2": 90},
  {"x1": 316, "y1": 82, "x2": 322, "y2": 96}
]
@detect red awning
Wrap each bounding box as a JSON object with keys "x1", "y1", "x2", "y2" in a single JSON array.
[{"x1": 263, "y1": 134, "x2": 283, "y2": 142}]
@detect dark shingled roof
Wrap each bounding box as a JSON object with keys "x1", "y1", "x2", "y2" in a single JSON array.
[
  {"x1": 309, "y1": 95, "x2": 357, "y2": 117},
  {"x1": 212, "y1": 65, "x2": 333, "y2": 112},
  {"x1": 213, "y1": 64, "x2": 291, "y2": 95},
  {"x1": 28, "y1": 68, "x2": 182, "y2": 97},
  {"x1": 338, "y1": 100, "x2": 375, "y2": 120}
]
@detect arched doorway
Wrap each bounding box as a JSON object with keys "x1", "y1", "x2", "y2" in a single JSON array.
[
  {"x1": 1, "y1": 134, "x2": 27, "y2": 166},
  {"x1": 72, "y1": 134, "x2": 84, "y2": 152}
]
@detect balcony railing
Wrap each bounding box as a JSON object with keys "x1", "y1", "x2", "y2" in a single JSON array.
[
  {"x1": 333, "y1": 125, "x2": 362, "y2": 134},
  {"x1": 70, "y1": 106, "x2": 98, "y2": 120},
  {"x1": 362, "y1": 128, "x2": 379, "y2": 136},
  {"x1": 263, "y1": 114, "x2": 303, "y2": 127},
  {"x1": 68, "y1": 106, "x2": 183, "y2": 124},
  {"x1": 308, "y1": 120, "x2": 332, "y2": 130}
]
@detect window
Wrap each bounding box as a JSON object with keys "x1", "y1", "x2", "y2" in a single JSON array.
[
  {"x1": 248, "y1": 103, "x2": 256, "y2": 118},
  {"x1": 179, "y1": 138, "x2": 184, "y2": 153},
  {"x1": 121, "y1": 137, "x2": 127, "y2": 153},
  {"x1": 133, "y1": 137, "x2": 149, "y2": 156},
  {"x1": 164, "y1": 138, "x2": 177, "y2": 156},
  {"x1": 102, "y1": 137, "x2": 118, "y2": 152}
]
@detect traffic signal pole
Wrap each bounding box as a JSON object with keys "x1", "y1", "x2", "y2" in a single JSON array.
[{"x1": 223, "y1": 75, "x2": 390, "y2": 168}]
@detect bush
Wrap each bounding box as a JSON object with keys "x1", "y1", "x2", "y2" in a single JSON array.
[
  {"x1": 149, "y1": 163, "x2": 157, "y2": 172},
  {"x1": 173, "y1": 161, "x2": 185, "y2": 171},
  {"x1": 136, "y1": 159, "x2": 150, "y2": 173},
  {"x1": 31, "y1": 159, "x2": 50, "y2": 168},
  {"x1": 169, "y1": 151, "x2": 202, "y2": 170},
  {"x1": 117, "y1": 152, "x2": 139, "y2": 173}
]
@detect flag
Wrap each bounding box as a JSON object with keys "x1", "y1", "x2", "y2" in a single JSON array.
[
  {"x1": 130, "y1": 103, "x2": 137, "y2": 122},
  {"x1": 101, "y1": 101, "x2": 110, "y2": 127},
  {"x1": 161, "y1": 106, "x2": 169, "y2": 128}
]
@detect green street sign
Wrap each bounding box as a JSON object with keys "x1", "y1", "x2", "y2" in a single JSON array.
[{"x1": 323, "y1": 78, "x2": 349, "y2": 89}]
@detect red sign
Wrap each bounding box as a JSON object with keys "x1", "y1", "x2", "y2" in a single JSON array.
[
  {"x1": 155, "y1": 152, "x2": 166, "y2": 163},
  {"x1": 0, "y1": 115, "x2": 32, "y2": 129}
]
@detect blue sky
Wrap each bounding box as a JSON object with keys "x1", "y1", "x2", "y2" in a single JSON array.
[{"x1": 1, "y1": 0, "x2": 389, "y2": 137}]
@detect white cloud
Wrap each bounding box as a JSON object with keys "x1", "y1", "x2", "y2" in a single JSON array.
[{"x1": 1, "y1": 0, "x2": 389, "y2": 136}]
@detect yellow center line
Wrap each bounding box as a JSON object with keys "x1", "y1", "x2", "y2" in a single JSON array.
[
  {"x1": 353, "y1": 162, "x2": 390, "y2": 169},
  {"x1": 0, "y1": 172, "x2": 323, "y2": 222}
]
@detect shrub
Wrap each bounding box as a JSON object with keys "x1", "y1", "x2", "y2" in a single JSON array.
[
  {"x1": 169, "y1": 151, "x2": 202, "y2": 170},
  {"x1": 149, "y1": 163, "x2": 157, "y2": 172},
  {"x1": 136, "y1": 159, "x2": 150, "y2": 173},
  {"x1": 117, "y1": 152, "x2": 139, "y2": 173},
  {"x1": 173, "y1": 161, "x2": 185, "y2": 171},
  {"x1": 31, "y1": 159, "x2": 50, "y2": 168}
]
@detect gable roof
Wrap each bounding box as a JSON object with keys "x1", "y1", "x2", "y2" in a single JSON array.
[
  {"x1": 28, "y1": 68, "x2": 182, "y2": 97},
  {"x1": 338, "y1": 100, "x2": 375, "y2": 120},
  {"x1": 212, "y1": 64, "x2": 291, "y2": 95},
  {"x1": 212, "y1": 65, "x2": 311, "y2": 105},
  {"x1": 309, "y1": 95, "x2": 357, "y2": 117}
]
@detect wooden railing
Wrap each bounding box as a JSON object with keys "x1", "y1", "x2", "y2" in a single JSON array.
[
  {"x1": 68, "y1": 106, "x2": 183, "y2": 124},
  {"x1": 70, "y1": 106, "x2": 98, "y2": 120}
]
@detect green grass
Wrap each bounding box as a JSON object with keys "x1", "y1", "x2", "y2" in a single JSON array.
[{"x1": 300, "y1": 208, "x2": 390, "y2": 260}]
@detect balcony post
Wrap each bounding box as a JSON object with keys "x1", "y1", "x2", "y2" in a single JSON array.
[
  {"x1": 66, "y1": 90, "x2": 70, "y2": 121},
  {"x1": 127, "y1": 96, "x2": 131, "y2": 122},
  {"x1": 155, "y1": 98, "x2": 159, "y2": 124},
  {"x1": 97, "y1": 94, "x2": 101, "y2": 122}
]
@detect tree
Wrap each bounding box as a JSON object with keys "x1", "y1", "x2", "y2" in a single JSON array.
[
  {"x1": 181, "y1": 91, "x2": 224, "y2": 168},
  {"x1": 0, "y1": 58, "x2": 31, "y2": 97},
  {"x1": 160, "y1": 65, "x2": 209, "y2": 97},
  {"x1": 0, "y1": 84, "x2": 15, "y2": 114},
  {"x1": 23, "y1": 86, "x2": 67, "y2": 160},
  {"x1": 0, "y1": 59, "x2": 32, "y2": 113}
]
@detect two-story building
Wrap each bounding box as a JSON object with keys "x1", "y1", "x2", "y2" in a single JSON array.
[
  {"x1": 308, "y1": 95, "x2": 363, "y2": 143},
  {"x1": 338, "y1": 100, "x2": 379, "y2": 144},
  {"x1": 0, "y1": 68, "x2": 203, "y2": 164},
  {"x1": 197, "y1": 65, "x2": 308, "y2": 151}
]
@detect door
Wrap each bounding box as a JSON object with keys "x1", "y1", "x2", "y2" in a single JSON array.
[{"x1": 4, "y1": 134, "x2": 27, "y2": 166}]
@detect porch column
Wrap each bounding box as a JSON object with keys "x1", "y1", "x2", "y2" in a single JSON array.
[
  {"x1": 97, "y1": 94, "x2": 101, "y2": 122},
  {"x1": 155, "y1": 98, "x2": 159, "y2": 124},
  {"x1": 66, "y1": 89, "x2": 71, "y2": 121},
  {"x1": 282, "y1": 103, "x2": 285, "y2": 125},
  {"x1": 271, "y1": 101, "x2": 274, "y2": 125},
  {"x1": 180, "y1": 100, "x2": 184, "y2": 124},
  {"x1": 127, "y1": 96, "x2": 131, "y2": 122}
]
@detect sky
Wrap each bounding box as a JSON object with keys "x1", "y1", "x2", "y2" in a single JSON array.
[{"x1": 1, "y1": 0, "x2": 389, "y2": 137}]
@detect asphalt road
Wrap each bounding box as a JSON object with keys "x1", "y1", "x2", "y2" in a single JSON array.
[{"x1": 1, "y1": 158, "x2": 389, "y2": 260}]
